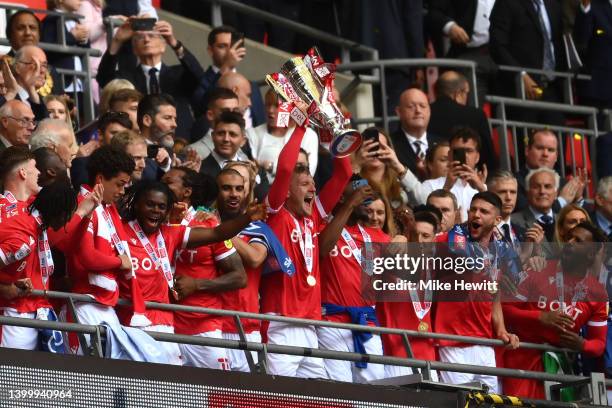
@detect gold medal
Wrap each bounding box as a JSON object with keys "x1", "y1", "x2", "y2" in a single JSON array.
[
  {"x1": 418, "y1": 321, "x2": 429, "y2": 332},
  {"x1": 306, "y1": 275, "x2": 317, "y2": 287}
]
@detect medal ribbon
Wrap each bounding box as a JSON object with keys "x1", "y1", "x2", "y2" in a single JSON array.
[{"x1": 128, "y1": 220, "x2": 174, "y2": 289}]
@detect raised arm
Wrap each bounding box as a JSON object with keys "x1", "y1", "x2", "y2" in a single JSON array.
[
  {"x1": 231, "y1": 237, "x2": 268, "y2": 269},
  {"x1": 266, "y1": 125, "x2": 306, "y2": 210},
  {"x1": 317, "y1": 155, "x2": 353, "y2": 215}
]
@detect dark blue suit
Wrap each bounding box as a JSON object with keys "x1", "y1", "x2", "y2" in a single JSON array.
[{"x1": 574, "y1": 0, "x2": 612, "y2": 108}]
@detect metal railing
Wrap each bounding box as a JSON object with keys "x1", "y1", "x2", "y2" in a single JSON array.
[
  {"x1": 2, "y1": 287, "x2": 605, "y2": 405},
  {"x1": 0, "y1": 5, "x2": 102, "y2": 125},
  {"x1": 496, "y1": 65, "x2": 592, "y2": 106},
  {"x1": 486, "y1": 95, "x2": 600, "y2": 183},
  {"x1": 202, "y1": 0, "x2": 379, "y2": 66},
  {"x1": 335, "y1": 58, "x2": 479, "y2": 135}
]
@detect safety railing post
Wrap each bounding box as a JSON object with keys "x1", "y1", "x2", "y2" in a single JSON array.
[
  {"x1": 497, "y1": 100, "x2": 512, "y2": 172},
  {"x1": 340, "y1": 47, "x2": 350, "y2": 64},
  {"x1": 81, "y1": 52, "x2": 95, "y2": 124},
  {"x1": 379, "y1": 62, "x2": 389, "y2": 135},
  {"x1": 233, "y1": 315, "x2": 257, "y2": 373},
  {"x1": 588, "y1": 112, "x2": 600, "y2": 185},
  {"x1": 211, "y1": 0, "x2": 223, "y2": 26},
  {"x1": 469, "y1": 65, "x2": 478, "y2": 108}
]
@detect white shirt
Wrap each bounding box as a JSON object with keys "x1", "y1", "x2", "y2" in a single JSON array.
[
  {"x1": 137, "y1": 0, "x2": 158, "y2": 18},
  {"x1": 141, "y1": 63, "x2": 162, "y2": 94},
  {"x1": 442, "y1": 0, "x2": 495, "y2": 48},
  {"x1": 403, "y1": 130, "x2": 428, "y2": 157},
  {"x1": 246, "y1": 123, "x2": 319, "y2": 183},
  {"x1": 244, "y1": 107, "x2": 253, "y2": 130},
  {"x1": 61, "y1": 14, "x2": 83, "y2": 92},
  {"x1": 529, "y1": 206, "x2": 554, "y2": 224},
  {"x1": 497, "y1": 219, "x2": 519, "y2": 245},
  {"x1": 16, "y1": 86, "x2": 30, "y2": 106}
]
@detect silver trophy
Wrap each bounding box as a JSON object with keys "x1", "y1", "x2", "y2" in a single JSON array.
[{"x1": 266, "y1": 48, "x2": 361, "y2": 157}]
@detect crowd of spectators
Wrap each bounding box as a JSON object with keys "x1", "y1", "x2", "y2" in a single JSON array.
[{"x1": 0, "y1": 0, "x2": 609, "y2": 402}]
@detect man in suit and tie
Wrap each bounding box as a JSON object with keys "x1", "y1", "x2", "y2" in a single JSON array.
[
  {"x1": 97, "y1": 18, "x2": 205, "y2": 140},
  {"x1": 200, "y1": 110, "x2": 269, "y2": 201},
  {"x1": 488, "y1": 170, "x2": 524, "y2": 245},
  {"x1": 390, "y1": 88, "x2": 442, "y2": 181},
  {"x1": 511, "y1": 167, "x2": 560, "y2": 244},
  {"x1": 428, "y1": 71, "x2": 497, "y2": 171},
  {"x1": 0, "y1": 100, "x2": 36, "y2": 152},
  {"x1": 591, "y1": 176, "x2": 612, "y2": 239}
]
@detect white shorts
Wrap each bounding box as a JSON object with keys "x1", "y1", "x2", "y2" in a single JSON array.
[
  {"x1": 439, "y1": 345, "x2": 498, "y2": 393},
  {"x1": 317, "y1": 326, "x2": 385, "y2": 383},
  {"x1": 142, "y1": 324, "x2": 182, "y2": 366},
  {"x1": 179, "y1": 329, "x2": 229, "y2": 370},
  {"x1": 265, "y1": 321, "x2": 326, "y2": 379},
  {"x1": 1, "y1": 308, "x2": 38, "y2": 350},
  {"x1": 223, "y1": 331, "x2": 260, "y2": 372},
  {"x1": 74, "y1": 302, "x2": 120, "y2": 326}
]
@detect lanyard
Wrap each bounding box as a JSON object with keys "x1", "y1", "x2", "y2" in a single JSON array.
[
  {"x1": 80, "y1": 186, "x2": 128, "y2": 257},
  {"x1": 339, "y1": 224, "x2": 372, "y2": 266},
  {"x1": 181, "y1": 206, "x2": 196, "y2": 226},
  {"x1": 289, "y1": 213, "x2": 314, "y2": 274},
  {"x1": 409, "y1": 267, "x2": 432, "y2": 321},
  {"x1": 31, "y1": 208, "x2": 54, "y2": 287},
  {"x1": 128, "y1": 220, "x2": 174, "y2": 288},
  {"x1": 555, "y1": 269, "x2": 587, "y2": 308}
]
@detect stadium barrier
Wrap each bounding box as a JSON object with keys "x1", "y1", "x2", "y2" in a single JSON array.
[
  {"x1": 0, "y1": 5, "x2": 102, "y2": 127},
  {"x1": 0, "y1": 288, "x2": 607, "y2": 405},
  {"x1": 486, "y1": 95, "x2": 600, "y2": 183},
  {"x1": 496, "y1": 65, "x2": 592, "y2": 106}
]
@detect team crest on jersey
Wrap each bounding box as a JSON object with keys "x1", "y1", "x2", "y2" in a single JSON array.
[
  {"x1": 455, "y1": 234, "x2": 466, "y2": 249},
  {"x1": 224, "y1": 240, "x2": 233, "y2": 249}
]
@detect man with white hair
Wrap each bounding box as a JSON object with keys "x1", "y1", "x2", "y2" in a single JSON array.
[
  {"x1": 590, "y1": 176, "x2": 612, "y2": 239},
  {"x1": 0, "y1": 100, "x2": 36, "y2": 152},
  {"x1": 29, "y1": 118, "x2": 76, "y2": 169},
  {"x1": 511, "y1": 167, "x2": 560, "y2": 243}
]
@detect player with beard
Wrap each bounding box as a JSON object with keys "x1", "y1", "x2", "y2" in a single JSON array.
[
  {"x1": 117, "y1": 180, "x2": 265, "y2": 364},
  {"x1": 434, "y1": 191, "x2": 520, "y2": 393},
  {"x1": 261, "y1": 121, "x2": 352, "y2": 378},
  {"x1": 502, "y1": 222, "x2": 608, "y2": 399},
  {"x1": 162, "y1": 166, "x2": 245, "y2": 370},
  {"x1": 316, "y1": 180, "x2": 390, "y2": 383}
]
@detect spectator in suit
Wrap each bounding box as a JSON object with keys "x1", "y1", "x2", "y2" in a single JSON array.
[
  {"x1": 428, "y1": 0, "x2": 498, "y2": 102},
  {"x1": 0, "y1": 100, "x2": 36, "y2": 151},
  {"x1": 514, "y1": 129, "x2": 584, "y2": 212},
  {"x1": 574, "y1": 0, "x2": 612, "y2": 110},
  {"x1": 362, "y1": 0, "x2": 424, "y2": 114},
  {"x1": 390, "y1": 88, "x2": 442, "y2": 181},
  {"x1": 41, "y1": 0, "x2": 90, "y2": 95},
  {"x1": 490, "y1": 0, "x2": 566, "y2": 127},
  {"x1": 428, "y1": 71, "x2": 497, "y2": 171},
  {"x1": 511, "y1": 167, "x2": 561, "y2": 243},
  {"x1": 487, "y1": 170, "x2": 524, "y2": 245},
  {"x1": 199, "y1": 110, "x2": 269, "y2": 201},
  {"x1": 188, "y1": 87, "x2": 241, "y2": 160},
  {"x1": 590, "y1": 176, "x2": 612, "y2": 239},
  {"x1": 5, "y1": 10, "x2": 63, "y2": 96},
  {"x1": 191, "y1": 25, "x2": 265, "y2": 142},
  {"x1": 97, "y1": 18, "x2": 205, "y2": 139},
  {"x1": 426, "y1": 189, "x2": 460, "y2": 233},
  {"x1": 217, "y1": 72, "x2": 257, "y2": 130},
  {"x1": 2, "y1": 46, "x2": 49, "y2": 121},
  {"x1": 110, "y1": 130, "x2": 148, "y2": 183}
]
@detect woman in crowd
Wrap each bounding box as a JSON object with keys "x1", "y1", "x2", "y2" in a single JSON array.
[
  {"x1": 554, "y1": 203, "x2": 591, "y2": 243},
  {"x1": 98, "y1": 79, "x2": 135, "y2": 115},
  {"x1": 425, "y1": 142, "x2": 450, "y2": 180}
]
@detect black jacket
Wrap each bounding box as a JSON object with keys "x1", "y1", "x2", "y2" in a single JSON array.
[
  {"x1": 389, "y1": 128, "x2": 443, "y2": 180},
  {"x1": 97, "y1": 46, "x2": 205, "y2": 140},
  {"x1": 428, "y1": 95, "x2": 497, "y2": 171},
  {"x1": 428, "y1": 0, "x2": 479, "y2": 56}
]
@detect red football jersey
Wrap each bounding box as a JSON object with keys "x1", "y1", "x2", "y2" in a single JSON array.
[
  {"x1": 0, "y1": 214, "x2": 51, "y2": 312},
  {"x1": 260, "y1": 205, "x2": 324, "y2": 319},
  {"x1": 0, "y1": 194, "x2": 28, "y2": 223},
  {"x1": 321, "y1": 224, "x2": 387, "y2": 324},
  {"x1": 174, "y1": 217, "x2": 236, "y2": 335},
  {"x1": 502, "y1": 260, "x2": 608, "y2": 398},
  {"x1": 117, "y1": 223, "x2": 189, "y2": 326},
  {"x1": 221, "y1": 235, "x2": 263, "y2": 334}
]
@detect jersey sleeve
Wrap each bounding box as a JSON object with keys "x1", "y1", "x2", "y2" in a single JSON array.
[
  {"x1": 0, "y1": 228, "x2": 35, "y2": 266},
  {"x1": 266, "y1": 126, "x2": 306, "y2": 211},
  {"x1": 583, "y1": 305, "x2": 608, "y2": 357},
  {"x1": 163, "y1": 224, "x2": 190, "y2": 260},
  {"x1": 211, "y1": 238, "x2": 236, "y2": 262}
]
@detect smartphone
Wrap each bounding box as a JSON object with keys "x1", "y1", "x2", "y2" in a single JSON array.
[
  {"x1": 147, "y1": 144, "x2": 161, "y2": 160},
  {"x1": 131, "y1": 18, "x2": 157, "y2": 32},
  {"x1": 452, "y1": 148, "x2": 467, "y2": 165},
  {"x1": 361, "y1": 127, "x2": 380, "y2": 153},
  {"x1": 351, "y1": 178, "x2": 373, "y2": 205},
  {"x1": 231, "y1": 31, "x2": 245, "y2": 47}
]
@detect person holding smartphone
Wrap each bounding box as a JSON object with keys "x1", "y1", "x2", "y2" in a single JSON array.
[{"x1": 97, "y1": 16, "x2": 206, "y2": 140}]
